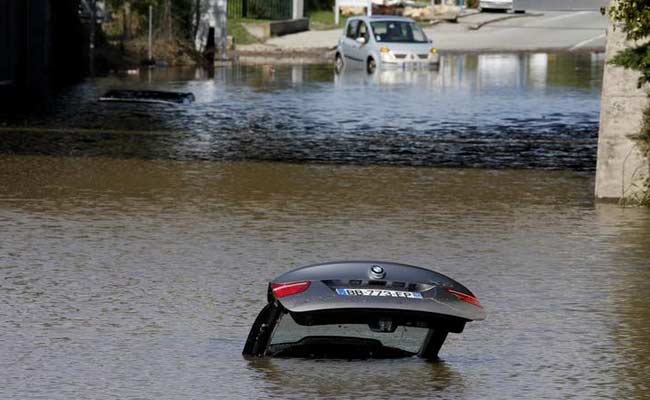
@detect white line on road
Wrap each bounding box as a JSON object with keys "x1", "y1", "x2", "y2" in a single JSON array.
[
  {"x1": 491, "y1": 11, "x2": 592, "y2": 28},
  {"x1": 490, "y1": 11, "x2": 591, "y2": 27},
  {"x1": 569, "y1": 33, "x2": 606, "y2": 51},
  {"x1": 535, "y1": 11, "x2": 591, "y2": 25}
]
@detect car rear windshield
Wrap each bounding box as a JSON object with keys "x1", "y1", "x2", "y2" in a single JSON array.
[
  {"x1": 268, "y1": 312, "x2": 429, "y2": 357},
  {"x1": 370, "y1": 21, "x2": 428, "y2": 43}
]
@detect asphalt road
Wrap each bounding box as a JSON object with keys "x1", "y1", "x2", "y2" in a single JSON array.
[
  {"x1": 427, "y1": 10, "x2": 608, "y2": 52},
  {"x1": 243, "y1": 10, "x2": 608, "y2": 55}
]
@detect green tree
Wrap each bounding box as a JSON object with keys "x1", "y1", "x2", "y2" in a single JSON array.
[
  {"x1": 608, "y1": 0, "x2": 650, "y2": 87},
  {"x1": 106, "y1": 0, "x2": 197, "y2": 39}
]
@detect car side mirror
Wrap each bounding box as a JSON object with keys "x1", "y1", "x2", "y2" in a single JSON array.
[{"x1": 356, "y1": 36, "x2": 366, "y2": 44}]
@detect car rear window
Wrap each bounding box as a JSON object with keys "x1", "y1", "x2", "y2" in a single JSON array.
[
  {"x1": 370, "y1": 21, "x2": 428, "y2": 43},
  {"x1": 269, "y1": 312, "x2": 429, "y2": 354}
]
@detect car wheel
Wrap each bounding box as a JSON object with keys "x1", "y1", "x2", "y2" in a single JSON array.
[
  {"x1": 335, "y1": 53, "x2": 344, "y2": 74},
  {"x1": 367, "y1": 57, "x2": 376, "y2": 74}
]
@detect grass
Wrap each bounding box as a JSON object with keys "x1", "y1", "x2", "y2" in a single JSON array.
[
  {"x1": 616, "y1": 100, "x2": 650, "y2": 207},
  {"x1": 626, "y1": 102, "x2": 650, "y2": 206},
  {"x1": 228, "y1": 11, "x2": 346, "y2": 44},
  {"x1": 308, "y1": 10, "x2": 437, "y2": 30},
  {"x1": 228, "y1": 18, "x2": 268, "y2": 45},
  {"x1": 632, "y1": 102, "x2": 650, "y2": 155},
  {"x1": 308, "y1": 10, "x2": 348, "y2": 31}
]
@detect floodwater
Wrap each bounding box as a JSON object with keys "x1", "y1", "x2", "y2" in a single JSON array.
[
  {"x1": 0, "y1": 53, "x2": 604, "y2": 169},
  {"x1": 2, "y1": 53, "x2": 650, "y2": 400}
]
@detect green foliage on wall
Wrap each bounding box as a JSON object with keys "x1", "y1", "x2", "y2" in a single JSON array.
[
  {"x1": 608, "y1": 0, "x2": 650, "y2": 42},
  {"x1": 608, "y1": 0, "x2": 650, "y2": 87},
  {"x1": 610, "y1": 45, "x2": 650, "y2": 89}
]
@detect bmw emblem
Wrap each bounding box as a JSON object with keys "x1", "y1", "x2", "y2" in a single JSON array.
[{"x1": 369, "y1": 265, "x2": 386, "y2": 279}]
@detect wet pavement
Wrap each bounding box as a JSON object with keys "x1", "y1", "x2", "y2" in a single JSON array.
[{"x1": 3, "y1": 52, "x2": 650, "y2": 400}]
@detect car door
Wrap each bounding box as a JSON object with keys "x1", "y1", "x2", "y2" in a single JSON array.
[
  {"x1": 340, "y1": 19, "x2": 361, "y2": 65},
  {"x1": 352, "y1": 21, "x2": 371, "y2": 65}
]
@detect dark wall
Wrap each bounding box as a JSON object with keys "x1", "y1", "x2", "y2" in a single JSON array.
[
  {"x1": 0, "y1": 0, "x2": 86, "y2": 104},
  {"x1": 0, "y1": 2, "x2": 17, "y2": 92},
  {"x1": 51, "y1": 0, "x2": 87, "y2": 86}
]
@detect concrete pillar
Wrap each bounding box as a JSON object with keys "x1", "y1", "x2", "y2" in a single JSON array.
[
  {"x1": 335, "y1": 0, "x2": 339, "y2": 26},
  {"x1": 594, "y1": 18, "x2": 649, "y2": 201},
  {"x1": 216, "y1": 0, "x2": 227, "y2": 60},
  {"x1": 292, "y1": 0, "x2": 303, "y2": 19},
  {"x1": 195, "y1": 0, "x2": 227, "y2": 60}
]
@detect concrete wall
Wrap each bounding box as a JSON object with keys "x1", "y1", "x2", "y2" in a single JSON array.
[
  {"x1": 513, "y1": 0, "x2": 609, "y2": 11},
  {"x1": 594, "y1": 20, "x2": 648, "y2": 201},
  {"x1": 270, "y1": 18, "x2": 309, "y2": 36}
]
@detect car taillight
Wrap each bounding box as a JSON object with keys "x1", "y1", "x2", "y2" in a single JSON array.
[
  {"x1": 447, "y1": 288, "x2": 482, "y2": 308},
  {"x1": 271, "y1": 281, "x2": 311, "y2": 298}
]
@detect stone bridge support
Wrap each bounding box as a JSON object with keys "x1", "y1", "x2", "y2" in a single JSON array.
[{"x1": 595, "y1": 19, "x2": 649, "y2": 201}]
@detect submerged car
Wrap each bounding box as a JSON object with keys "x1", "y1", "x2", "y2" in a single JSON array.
[
  {"x1": 243, "y1": 261, "x2": 485, "y2": 360},
  {"x1": 335, "y1": 16, "x2": 440, "y2": 74}
]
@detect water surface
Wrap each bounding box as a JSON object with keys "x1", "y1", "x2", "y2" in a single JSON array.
[
  {"x1": 1, "y1": 158, "x2": 649, "y2": 399},
  {"x1": 3, "y1": 52, "x2": 649, "y2": 400},
  {"x1": 0, "y1": 52, "x2": 604, "y2": 169}
]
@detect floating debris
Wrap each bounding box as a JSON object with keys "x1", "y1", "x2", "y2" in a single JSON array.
[{"x1": 99, "y1": 90, "x2": 195, "y2": 105}]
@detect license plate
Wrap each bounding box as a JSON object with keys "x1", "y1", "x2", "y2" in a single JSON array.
[{"x1": 336, "y1": 288, "x2": 423, "y2": 299}]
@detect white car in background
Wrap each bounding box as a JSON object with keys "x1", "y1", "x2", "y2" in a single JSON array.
[
  {"x1": 479, "y1": 0, "x2": 525, "y2": 13},
  {"x1": 335, "y1": 16, "x2": 440, "y2": 74}
]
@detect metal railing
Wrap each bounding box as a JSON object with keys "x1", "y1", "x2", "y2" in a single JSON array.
[{"x1": 228, "y1": 0, "x2": 293, "y2": 20}]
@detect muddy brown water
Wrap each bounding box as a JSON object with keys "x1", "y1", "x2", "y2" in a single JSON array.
[{"x1": 1, "y1": 53, "x2": 650, "y2": 399}]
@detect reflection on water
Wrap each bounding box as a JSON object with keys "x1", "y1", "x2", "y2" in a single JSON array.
[
  {"x1": 595, "y1": 205, "x2": 650, "y2": 398},
  {"x1": 247, "y1": 357, "x2": 464, "y2": 398},
  {"x1": 0, "y1": 52, "x2": 603, "y2": 169},
  {"x1": 1, "y1": 157, "x2": 650, "y2": 399}
]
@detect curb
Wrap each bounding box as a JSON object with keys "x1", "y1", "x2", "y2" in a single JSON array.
[{"x1": 457, "y1": 9, "x2": 480, "y2": 19}]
